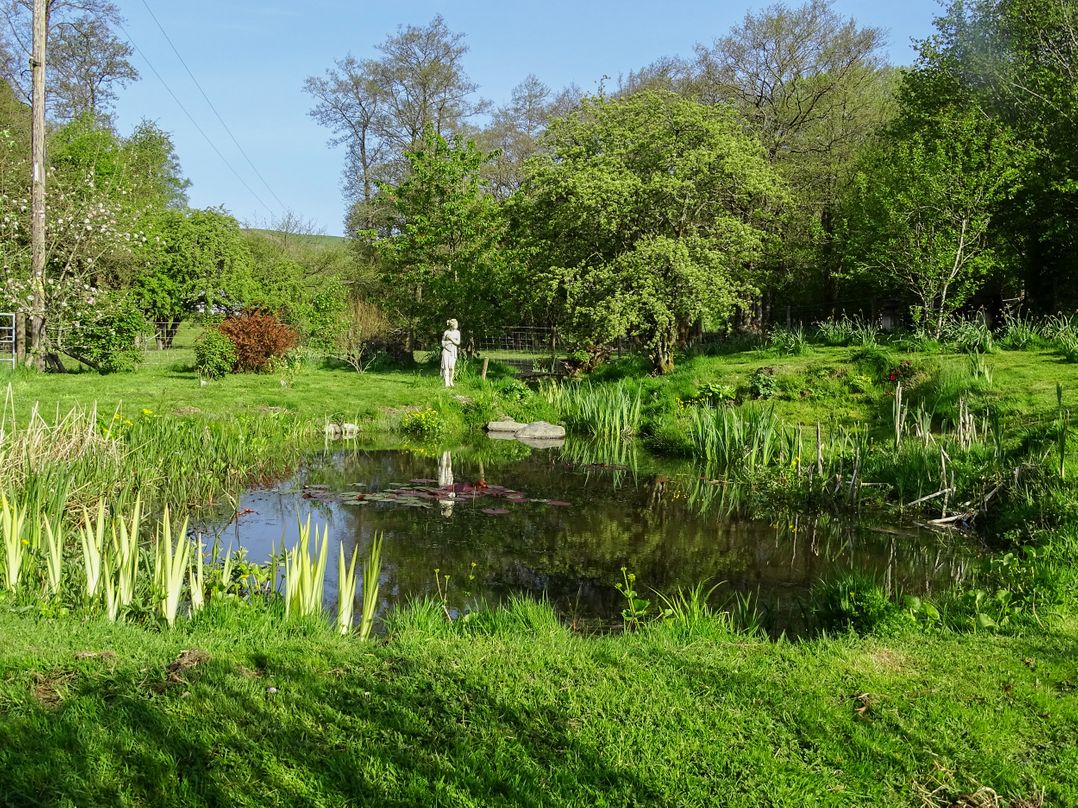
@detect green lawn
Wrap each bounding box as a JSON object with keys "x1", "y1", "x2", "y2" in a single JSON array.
[{"x1": 0, "y1": 602, "x2": 1075, "y2": 807}]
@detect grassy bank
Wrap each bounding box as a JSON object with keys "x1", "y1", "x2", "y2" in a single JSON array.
[{"x1": 0, "y1": 600, "x2": 1075, "y2": 807}]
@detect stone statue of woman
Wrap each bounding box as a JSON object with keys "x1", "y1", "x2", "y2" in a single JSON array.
[{"x1": 440, "y1": 318, "x2": 461, "y2": 387}]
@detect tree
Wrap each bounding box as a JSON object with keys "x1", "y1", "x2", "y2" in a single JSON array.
[
  {"x1": 0, "y1": 0, "x2": 137, "y2": 122},
  {"x1": 359, "y1": 129, "x2": 507, "y2": 346},
  {"x1": 512, "y1": 91, "x2": 786, "y2": 373},
  {"x1": 132, "y1": 208, "x2": 254, "y2": 349},
  {"x1": 841, "y1": 108, "x2": 1027, "y2": 336},
  {"x1": 688, "y1": 0, "x2": 893, "y2": 305},
  {"x1": 475, "y1": 75, "x2": 555, "y2": 200},
  {"x1": 306, "y1": 15, "x2": 486, "y2": 231},
  {"x1": 900, "y1": 0, "x2": 1078, "y2": 309}
]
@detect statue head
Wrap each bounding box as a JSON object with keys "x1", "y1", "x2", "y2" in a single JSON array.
[{"x1": 447, "y1": 318, "x2": 458, "y2": 329}]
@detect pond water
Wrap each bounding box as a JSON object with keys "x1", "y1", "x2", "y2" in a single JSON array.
[{"x1": 196, "y1": 440, "x2": 980, "y2": 633}]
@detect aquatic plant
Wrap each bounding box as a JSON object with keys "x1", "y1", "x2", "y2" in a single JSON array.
[
  {"x1": 79, "y1": 501, "x2": 107, "y2": 600},
  {"x1": 154, "y1": 506, "x2": 191, "y2": 628},
  {"x1": 336, "y1": 541, "x2": 359, "y2": 634},
  {"x1": 0, "y1": 493, "x2": 27, "y2": 593},
  {"x1": 284, "y1": 517, "x2": 330, "y2": 619},
  {"x1": 544, "y1": 381, "x2": 642, "y2": 439},
  {"x1": 359, "y1": 532, "x2": 383, "y2": 640},
  {"x1": 687, "y1": 404, "x2": 785, "y2": 471}
]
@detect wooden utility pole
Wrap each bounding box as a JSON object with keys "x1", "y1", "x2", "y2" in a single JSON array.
[{"x1": 29, "y1": 0, "x2": 47, "y2": 370}]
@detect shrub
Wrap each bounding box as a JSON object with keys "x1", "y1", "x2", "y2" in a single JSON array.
[
  {"x1": 194, "y1": 329, "x2": 237, "y2": 379},
  {"x1": 217, "y1": 311, "x2": 299, "y2": 372},
  {"x1": 810, "y1": 574, "x2": 896, "y2": 634},
  {"x1": 63, "y1": 294, "x2": 150, "y2": 374},
  {"x1": 748, "y1": 366, "x2": 777, "y2": 400},
  {"x1": 399, "y1": 408, "x2": 445, "y2": 439}
]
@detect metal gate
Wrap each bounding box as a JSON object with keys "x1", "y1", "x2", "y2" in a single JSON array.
[{"x1": 0, "y1": 313, "x2": 14, "y2": 369}]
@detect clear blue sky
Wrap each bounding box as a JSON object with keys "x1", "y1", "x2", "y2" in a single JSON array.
[{"x1": 110, "y1": 0, "x2": 945, "y2": 236}]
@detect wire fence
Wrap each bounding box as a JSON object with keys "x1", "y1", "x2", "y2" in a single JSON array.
[{"x1": 0, "y1": 313, "x2": 14, "y2": 369}]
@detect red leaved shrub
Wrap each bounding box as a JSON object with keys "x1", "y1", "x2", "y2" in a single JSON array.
[{"x1": 217, "y1": 311, "x2": 298, "y2": 372}]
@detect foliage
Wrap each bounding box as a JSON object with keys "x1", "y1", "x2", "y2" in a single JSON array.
[
  {"x1": 132, "y1": 209, "x2": 255, "y2": 349},
  {"x1": 217, "y1": 312, "x2": 299, "y2": 373},
  {"x1": 399, "y1": 408, "x2": 446, "y2": 440},
  {"x1": 50, "y1": 291, "x2": 148, "y2": 374},
  {"x1": 322, "y1": 296, "x2": 394, "y2": 372},
  {"x1": 748, "y1": 366, "x2": 777, "y2": 400},
  {"x1": 512, "y1": 90, "x2": 786, "y2": 373},
  {"x1": 359, "y1": 129, "x2": 507, "y2": 344},
  {"x1": 810, "y1": 574, "x2": 896, "y2": 634},
  {"x1": 193, "y1": 329, "x2": 237, "y2": 380},
  {"x1": 841, "y1": 107, "x2": 1027, "y2": 336}
]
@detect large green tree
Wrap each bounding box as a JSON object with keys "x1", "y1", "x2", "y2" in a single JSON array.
[
  {"x1": 512, "y1": 91, "x2": 786, "y2": 373},
  {"x1": 132, "y1": 208, "x2": 254, "y2": 349},
  {"x1": 360, "y1": 129, "x2": 507, "y2": 347},
  {"x1": 900, "y1": 0, "x2": 1078, "y2": 309},
  {"x1": 841, "y1": 108, "x2": 1027, "y2": 336}
]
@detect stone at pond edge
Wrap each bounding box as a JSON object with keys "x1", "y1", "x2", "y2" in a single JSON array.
[
  {"x1": 324, "y1": 422, "x2": 359, "y2": 439},
  {"x1": 486, "y1": 419, "x2": 525, "y2": 434},
  {"x1": 516, "y1": 421, "x2": 566, "y2": 440}
]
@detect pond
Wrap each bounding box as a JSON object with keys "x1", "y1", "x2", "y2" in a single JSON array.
[{"x1": 196, "y1": 439, "x2": 980, "y2": 634}]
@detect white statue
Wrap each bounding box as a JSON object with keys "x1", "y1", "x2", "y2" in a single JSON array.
[{"x1": 440, "y1": 318, "x2": 461, "y2": 387}]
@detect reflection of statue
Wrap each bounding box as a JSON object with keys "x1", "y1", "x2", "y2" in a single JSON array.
[
  {"x1": 437, "y1": 450, "x2": 455, "y2": 517},
  {"x1": 441, "y1": 319, "x2": 461, "y2": 388}
]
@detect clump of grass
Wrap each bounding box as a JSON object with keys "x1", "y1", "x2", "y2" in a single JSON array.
[
  {"x1": 813, "y1": 316, "x2": 856, "y2": 347},
  {"x1": 809, "y1": 573, "x2": 896, "y2": 635},
  {"x1": 997, "y1": 310, "x2": 1041, "y2": 350},
  {"x1": 687, "y1": 404, "x2": 787, "y2": 471},
  {"x1": 544, "y1": 381, "x2": 642, "y2": 439},
  {"x1": 768, "y1": 325, "x2": 809, "y2": 356}
]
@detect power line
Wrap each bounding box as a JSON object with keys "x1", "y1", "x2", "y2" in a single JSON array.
[
  {"x1": 136, "y1": 0, "x2": 290, "y2": 214},
  {"x1": 116, "y1": 21, "x2": 279, "y2": 220}
]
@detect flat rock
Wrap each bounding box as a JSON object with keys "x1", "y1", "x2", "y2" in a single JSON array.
[
  {"x1": 516, "y1": 421, "x2": 566, "y2": 440},
  {"x1": 486, "y1": 419, "x2": 525, "y2": 434}
]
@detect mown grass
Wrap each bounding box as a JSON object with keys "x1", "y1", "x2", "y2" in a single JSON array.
[{"x1": 0, "y1": 600, "x2": 1074, "y2": 807}]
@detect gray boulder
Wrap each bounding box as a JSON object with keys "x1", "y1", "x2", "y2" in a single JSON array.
[
  {"x1": 516, "y1": 421, "x2": 566, "y2": 440},
  {"x1": 486, "y1": 419, "x2": 525, "y2": 434}
]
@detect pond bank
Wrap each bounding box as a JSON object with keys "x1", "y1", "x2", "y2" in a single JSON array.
[{"x1": 0, "y1": 601, "x2": 1075, "y2": 806}]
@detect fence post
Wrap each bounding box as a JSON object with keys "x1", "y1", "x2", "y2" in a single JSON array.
[{"x1": 481, "y1": 357, "x2": 488, "y2": 381}]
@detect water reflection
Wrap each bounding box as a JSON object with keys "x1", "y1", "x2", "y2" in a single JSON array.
[{"x1": 196, "y1": 441, "x2": 979, "y2": 633}]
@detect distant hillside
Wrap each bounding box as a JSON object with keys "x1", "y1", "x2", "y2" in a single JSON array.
[{"x1": 244, "y1": 228, "x2": 348, "y2": 250}]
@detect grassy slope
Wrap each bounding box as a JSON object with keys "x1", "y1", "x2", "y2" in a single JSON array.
[
  {"x1": 5, "y1": 333, "x2": 1078, "y2": 431},
  {"x1": 0, "y1": 602, "x2": 1075, "y2": 807}
]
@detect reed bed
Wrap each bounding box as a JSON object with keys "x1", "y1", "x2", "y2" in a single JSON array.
[
  {"x1": 0, "y1": 493, "x2": 385, "y2": 634},
  {"x1": 544, "y1": 381, "x2": 642, "y2": 440}
]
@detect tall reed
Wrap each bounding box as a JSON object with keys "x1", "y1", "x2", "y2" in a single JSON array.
[
  {"x1": 544, "y1": 381, "x2": 642, "y2": 439},
  {"x1": 284, "y1": 517, "x2": 330, "y2": 619},
  {"x1": 359, "y1": 532, "x2": 383, "y2": 641}
]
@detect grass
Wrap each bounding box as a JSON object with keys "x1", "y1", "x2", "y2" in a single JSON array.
[
  {"x1": 2, "y1": 331, "x2": 1078, "y2": 803},
  {"x1": 0, "y1": 600, "x2": 1074, "y2": 806}
]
